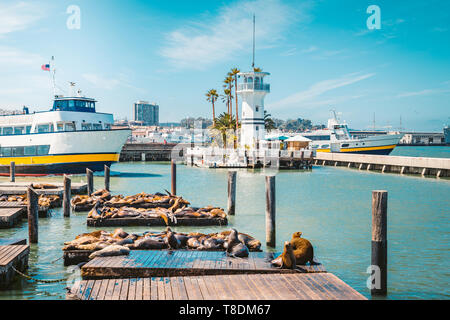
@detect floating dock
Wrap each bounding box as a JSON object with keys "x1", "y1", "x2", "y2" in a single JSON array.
[
  {"x1": 0, "y1": 208, "x2": 25, "y2": 228},
  {"x1": 0, "y1": 202, "x2": 50, "y2": 218},
  {"x1": 86, "y1": 216, "x2": 228, "y2": 227},
  {"x1": 69, "y1": 273, "x2": 366, "y2": 300},
  {"x1": 0, "y1": 181, "x2": 87, "y2": 194},
  {"x1": 0, "y1": 244, "x2": 30, "y2": 289},
  {"x1": 315, "y1": 152, "x2": 450, "y2": 178},
  {"x1": 80, "y1": 250, "x2": 325, "y2": 279}
]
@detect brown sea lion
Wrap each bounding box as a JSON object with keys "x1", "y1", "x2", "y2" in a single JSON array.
[
  {"x1": 290, "y1": 232, "x2": 315, "y2": 265},
  {"x1": 88, "y1": 245, "x2": 130, "y2": 259},
  {"x1": 165, "y1": 228, "x2": 181, "y2": 249},
  {"x1": 133, "y1": 238, "x2": 167, "y2": 249}
]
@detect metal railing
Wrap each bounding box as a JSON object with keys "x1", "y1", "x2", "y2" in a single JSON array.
[{"x1": 237, "y1": 83, "x2": 270, "y2": 92}]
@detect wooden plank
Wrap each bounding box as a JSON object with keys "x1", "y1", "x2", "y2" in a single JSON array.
[
  {"x1": 287, "y1": 273, "x2": 324, "y2": 300},
  {"x1": 184, "y1": 276, "x2": 203, "y2": 300},
  {"x1": 103, "y1": 279, "x2": 116, "y2": 300},
  {"x1": 176, "y1": 277, "x2": 189, "y2": 300},
  {"x1": 119, "y1": 278, "x2": 130, "y2": 300},
  {"x1": 135, "y1": 277, "x2": 143, "y2": 300},
  {"x1": 89, "y1": 278, "x2": 104, "y2": 300},
  {"x1": 150, "y1": 277, "x2": 159, "y2": 300},
  {"x1": 111, "y1": 278, "x2": 123, "y2": 300},
  {"x1": 95, "y1": 279, "x2": 109, "y2": 300},
  {"x1": 142, "y1": 277, "x2": 150, "y2": 300}
]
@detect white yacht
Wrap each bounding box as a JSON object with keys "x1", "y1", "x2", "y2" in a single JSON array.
[
  {"x1": 0, "y1": 90, "x2": 131, "y2": 175},
  {"x1": 300, "y1": 112, "x2": 403, "y2": 155}
]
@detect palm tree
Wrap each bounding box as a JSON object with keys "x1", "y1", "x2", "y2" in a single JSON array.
[
  {"x1": 206, "y1": 89, "x2": 218, "y2": 125},
  {"x1": 264, "y1": 110, "x2": 276, "y2": 132},
  {"x1": 210, "y1": 112, "x2": 238, "y2": 148},
  {"x1": 220, "y1": 88, "x2": 233, "y2": 120},
  {"x1": 223, "y1": 75, "x2": 234, "y2": 116},
  {"x1": 230, "y1": 67, "x2": 240, "y2": 130}
]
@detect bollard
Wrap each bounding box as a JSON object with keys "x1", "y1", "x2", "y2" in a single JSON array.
[
  {"x1": 265, "y1": 176, "x2": 276, "y2": 247},
  {"x1": 86, "y1": 168, "x2": 94, "y2": 196},
  {"x1": 27, "y1": 187, "x2": 38, "y2": 243},
  {"x1": 10, "y1": 162, "x2": 15, "y2": 182},
  {"x1": 171, "y1": 160, "x2": 176, "y2": 196},
  {"x1": 63, "y1": 175, "x2": 71, "y2": 217},
  {"x1": 227, "y1": 171, "x2": 237, "y2": 215},
  {"x1": 104, "y1": 165, "x2": 110, "y2": 191},
  {"x1": 371, "y1": 190, "x2": 388, "y2": 295}
]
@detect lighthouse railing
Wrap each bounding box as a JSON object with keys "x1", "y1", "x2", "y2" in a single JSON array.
[{"x1": 237, "y1": 83, "x2": 270, "y2": 92}]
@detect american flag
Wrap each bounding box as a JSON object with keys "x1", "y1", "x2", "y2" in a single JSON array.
[{"x1": 41, "y1": 64, "x2": 50, "y2": 71}]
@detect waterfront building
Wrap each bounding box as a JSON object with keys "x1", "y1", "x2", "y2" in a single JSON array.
[
  {"x1": 399, "y1": 132, "x2": 445, "y2": 145},
  {"x1": 133, "y1": 101, "x2": 159, "y2": 126}
]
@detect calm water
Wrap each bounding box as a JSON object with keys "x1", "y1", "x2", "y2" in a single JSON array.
[
  {"x1": 0, "y1": 148, "x2": 449, "y2": 300},
  {"x1": 392, "y1": 146, "x2": 449, "y2": 158}
]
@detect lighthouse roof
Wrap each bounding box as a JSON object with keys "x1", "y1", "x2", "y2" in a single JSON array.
[{"x1": 238, "y1": 71, "x2": 270, "y2": 77}]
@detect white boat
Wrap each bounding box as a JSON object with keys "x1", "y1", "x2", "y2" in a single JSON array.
[
  {"x1": 299, "y1": 112, "x2": 403, "y2": 155},
  {"x1": 0, "y1": 90, "x2": 131, "y2": 175}
]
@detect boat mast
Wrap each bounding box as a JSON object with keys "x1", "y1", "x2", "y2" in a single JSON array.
[{"x1": 252, "y1": 14, "x2": 255, "y2": 69}]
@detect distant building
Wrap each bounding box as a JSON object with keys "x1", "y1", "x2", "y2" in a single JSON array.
[
  {"x1": 133, "y1": 101, "x2": 159, "y2": 126},
  {"x1": 399, "y1": 132, "x2": 445, "y2": 145}
]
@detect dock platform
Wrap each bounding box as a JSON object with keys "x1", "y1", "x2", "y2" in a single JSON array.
[
  {"x1": 80, "y1": 250, "x2": 325, "y2": 279},
  {"x1": 0, "y1": 245, "x2": 30, "y2": 289},
  {"x1": 0, "y1": 208, "x2": 25, "y2": 228},
  {"x1": 87, "y1": 217, "x2": 228, "y2": 227},
  {"x1": 0, "y1": 201, "x2": 50, "y2": 217},
  {"x1": 0, "y1": 181, "x2": 87, "y2": 194},
  {"x1": 69, "y1": 273, "x2": 365, "y2": 300}
]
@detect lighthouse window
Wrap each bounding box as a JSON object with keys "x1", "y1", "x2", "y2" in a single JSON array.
[
  {"x1": 256, "y1": 126, "x2": 259, "y2": 131},
  {"x1": 255, "y1": 106, "x2": 259, "y2": 112}
]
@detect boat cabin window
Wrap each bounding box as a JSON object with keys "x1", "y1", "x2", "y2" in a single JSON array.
[
  {"x1": 0, "y1": 145, "x2": 50, "y2": 157},
  {"x1": 341, "y1": 143, "x2": 350, "y2": 147},
  {"x1": 65, "y1": 123, "x2": 76, "y2": 131},
  {"x1": 57, "y1": 123, "x2": 64, "y2": 131},
  {"x1": 93, "y1": 123, "x2": 102, "y2": 130},
  {"x1": 37, "y1": 145, "x2": 50, "y2": 155},
  {"x1": 2, "y1": 127, "x2": 13, "y2": 135},
  {"x1": 53, "y1": 99, "x2": 96, "y2": 113},
  {"x1": 14, "y1": 127, "x2": 24, "y2": 135},
  {"x1": 37, "y1": 124, "x2": 51, "y2": 133},
  {"x1": 26, "y1": 126, "x2": 31, "y2": 134},
  {"x1": 24, "y1": 146, "x2": 36, "y2": 156},
  {"x1": 104, "y1": 123, "x2": 111, "y2": 130},
  {"x1": 1, "y1": 147, "x2": 12, "y2": 156},
  {"x1": 81, "y1": 123, "x2": 92, "y2": 131},
  {"x1": 321, "y1": 144, "x2": 330, "y2": 149}
]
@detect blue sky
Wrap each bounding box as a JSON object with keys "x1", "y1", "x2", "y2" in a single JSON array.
[{"x1": 0, "y1": 0, "x2": 449, "y2": 131}]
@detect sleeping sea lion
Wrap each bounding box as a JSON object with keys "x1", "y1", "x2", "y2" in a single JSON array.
[
  {"x1": 88, "y1": 245, "x2": 130, "y2": 259},
  {"x1": 133, "y1": 238, "x2": 167, "y2": 249}
]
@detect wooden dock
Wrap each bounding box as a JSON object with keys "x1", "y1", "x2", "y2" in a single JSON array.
[
  {"x1": 0, "y1": 238, "x2": 27, "y2": 246},
  {"x1": 87, "y1": 217, "x2": 228, "y2": 227},
  {"x1": 315, "y1": 152, "x2": 450, "y2": 178},
  {"x1": 0, "y1": 181, "x2": 87, "y2": 194},
  {"x1": 68, "y1": 273, "x2": 366, "y2": 300},
  {"x1": 0, "y1": 201, "x2": 50, "y2": 217},
  {"x1": 0, "y1": 245, "x2": 30, "y2": 289},
  {"x1": 0, "y1": 208, "x2": 25, "y2": 228},
  {"x1": 80, "y1": 250, "x2": 325, "y2": 279}
]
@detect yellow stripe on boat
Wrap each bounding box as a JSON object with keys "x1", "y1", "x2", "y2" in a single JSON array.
[
  {"x1": 0, "y1": 153, "x2": 120, "y2": 166},
  {"x1": 340, "y1": 144, "x2": 396, "y2": 152}
]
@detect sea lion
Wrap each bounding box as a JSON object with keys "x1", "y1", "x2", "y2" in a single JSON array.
[
  {"x1": 133, "y1": 238, "x2": 167, "y2": 249},
  {"x1": 290, "y1": 232, "x2": 315, "y2": 265},
  {"x1": 88, "y1": 245, "x2": 130, "y2": 259},
  {"x1": 165, "y1": 228, "x2": 181, "y2": 249},
  {"x1": 187, "y1": 237, "x2": 202, "y2": 249},
  {"x1": 226, "y1": 229, "x2": 249, "y2": 258},
  {"x1": 203, "y1": 238, "x2": 223, "y2": 250},
  {"x1": 112, "y1": 228, "x2": 129, "y2": 239},
  {"x1": 272, "y1": 241, "x2": 296, "y2": 269}
]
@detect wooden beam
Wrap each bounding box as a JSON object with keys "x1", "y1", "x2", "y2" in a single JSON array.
[
  {"x1": 227, "y1": 171, "x2": 237, "y2": 215},
  {"x1": 27, "y1": 187, "x2": 38, "y2": 243},
  {"x1": 63, "y1": 175, "x2": 71, "y2": 218},
  {"x1": 371, "y1": 190, "x2": 387, "y2": 295},
  {"x1": 265, "y1": 176, "x2": 276, "y2": 248}
]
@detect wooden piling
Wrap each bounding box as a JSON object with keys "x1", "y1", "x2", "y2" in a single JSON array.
[
  {"x1": 171, "y1": 160, "x2": 176, "y2": 196},
  {"x1": 104, "y1": 165, "x2": 110, "y2": 191},
  {"x1": 27, "y1": 187, "x2": 38, "y2": 243},
  {"x1": 63, "y1": 175, "x2": 71, "y2": 217},
  {"x1": 371, "y1": 190, "x2": 388, "y2": 295},
  {"x1": 10, "y1": 162, "x2": 15, "y2": 183},
  {"x1": 86, "y1": 168, "x2": 94, "y2": 196},
  {"x1": 227, "y1": 171, "x2": 237, "y2": 215},
  {"x1": 265, "y1": 176, "x2": 276, "y2": 247}
]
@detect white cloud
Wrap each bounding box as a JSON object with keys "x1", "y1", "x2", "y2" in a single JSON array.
[
  {"x1": 0, "y1": 1, "x2": 43, "y2": 36},
  {"x1": 160, "y1": 0, "x2": 304, "y2": 69},
  {"x1": 271, "y1": 72, "x2": 375, "y2": 109},
  {"x1": 396, "y1": 88, "x2": 450, "y2": 98},
  {"x1": 300, "y1": 45, "x2": 318, "y2": 53},
  {"x1": 82, "y1": 74, "x2": 121, "y2": 90}
]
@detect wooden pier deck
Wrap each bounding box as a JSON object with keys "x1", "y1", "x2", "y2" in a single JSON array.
[
  {"x1": 81, "y1": 250, "x2": 325, "y2": 279},
  {"x1": 69, "y1": 273, "x2": 366, "y2": 300},
  {"x1": 0, "y1": 208, "x2": 25, "y2": 228},
  {"x1": 315, "y1": 152, "x2": 450, "y2": 178},
  {"x1": 0, "y1": 245, "x2": 30, "y2": 289},
  {"x1": 87, "y1": 217, "x2": 228, "y2": 227},
  {"x1": 0, "y1": 201, "x2": 50, "y2": 217},
  {"x1": 0, "y1": 181, "x2": 87, "y2": 194}
]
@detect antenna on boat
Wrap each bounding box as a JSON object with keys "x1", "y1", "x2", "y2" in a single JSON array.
[
  {"x1": 51, "y1": 56, "x2": 57, "y2": 97},
  {"x1": 252, "y1": 14, "x2": 255, "y2": 69},
  {"x1": 69, "y1": 82, "x2": 76, "y2": 97}
]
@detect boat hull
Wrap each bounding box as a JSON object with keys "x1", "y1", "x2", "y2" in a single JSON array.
[
  {"x1": 315, "y1": 134, "x2": 403, "y2": 155},
  {"x1": 0, "y1": 129, "x2": 130, "y2": 175}
]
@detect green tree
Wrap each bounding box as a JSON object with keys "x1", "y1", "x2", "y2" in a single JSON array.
[
  {"x1": 230, "y1": 67, "x2": 240, "y2": 130},
  {"x1": 205, "y1": 89, "x2": 218, "y2": 126},
  {"x1": 210, "y1": 112, "x2": 238, "y2": 148},
  {"x1": 264, "y1": 110, "x2": 276, "y2": 132}
]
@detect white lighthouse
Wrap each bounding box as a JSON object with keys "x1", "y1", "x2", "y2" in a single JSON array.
[{"x1": 236, "y1": 71, "x2": 270, "y2": 149}]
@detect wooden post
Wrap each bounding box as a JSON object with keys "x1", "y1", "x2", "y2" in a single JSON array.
[
  {"x1": 27, "y1": 187, "x2": 38, "y2": 243},
  {"x1": 371, "y1": 190, "x2": 388, "y2": 295},
  {"x1": 104, "y1": 165, "x2": 110, "y2": 191},
  {"x1": 171, "y1": 160, "x2": 176, "y2": 196},
  {"x1": 265, "y1": 176, "x2": 276, "y2": 247},
  {"x1": 227, "y1": 171, "x2": 237, "y2": 215},
  {"x1": 86, "y1": 168, "x2": 94, "y2": 196},
  {"x1": 63, "y1": 175, "x2": 71, "y2": 217},
  {"x1": 10, "y1": 162, "x2": 15, "y2": 182}
]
